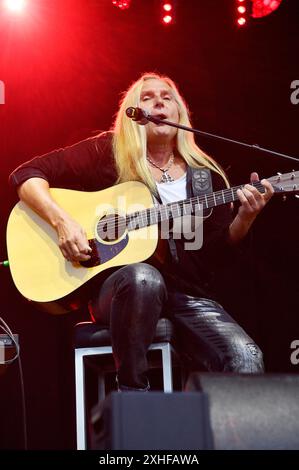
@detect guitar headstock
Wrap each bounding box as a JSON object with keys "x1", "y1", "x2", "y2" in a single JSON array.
[{"x1": 268, "y1": 171, "x2": 299, "y2": 194}]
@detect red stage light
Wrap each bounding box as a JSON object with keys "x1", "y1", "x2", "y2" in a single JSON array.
[
  {"x1": 235, "y1": 0, "x2": 248, "y2": 27},
  {"x1": 163, "y1": 15, "x2": 173, "y2": 24},
  {"x1": 163, "y1": 3, "x2": 172, "y2": 12},
  {"x1": 251, "y1": 0, "x2": 283, "y2": 18},
  {"x1": 3, "y1": 0, "x2": 26, "y2": 13},
  {"x1": 161, "y1": 1, "x2": 175, "y2": 25},
  {"x1": 112, "y1": 0, "x2": 131, "y2": 10}
]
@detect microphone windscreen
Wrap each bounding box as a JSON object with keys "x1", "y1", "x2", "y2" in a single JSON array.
[
  {"x1": 125, "y1": 107, "x2": 136, "y2": 118},
  {"x1": 125, "y1": 107, "x2": 149, "y2": 125}
]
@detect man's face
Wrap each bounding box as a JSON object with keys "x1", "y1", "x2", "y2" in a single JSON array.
[{"x1": 139, "y1": 79, "x2": 180, "y2": 144}]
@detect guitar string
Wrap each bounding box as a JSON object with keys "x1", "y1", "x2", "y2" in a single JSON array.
[
  {"x1": 95, "y1": 181, "x2": 268, "y2": 235},
  {"x1": 96, "y1": 182, "x2": 267, "y2": 234}
]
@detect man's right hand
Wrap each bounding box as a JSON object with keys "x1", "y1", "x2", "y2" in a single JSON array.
[{"x1": 56, "y1": 216, "x2": 92, "y2": 262}]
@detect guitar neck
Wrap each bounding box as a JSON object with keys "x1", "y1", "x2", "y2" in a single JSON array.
[{"x1": 126, "y1": 180, "x2": 269, "y2": 231}]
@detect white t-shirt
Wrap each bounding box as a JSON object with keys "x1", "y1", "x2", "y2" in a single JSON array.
[
  {"x1": 156, "y1": 172, "x2": 187, "y2": 204},
  {"x1": 156, "y1": 173, "x2": 203, "y2": 247}
]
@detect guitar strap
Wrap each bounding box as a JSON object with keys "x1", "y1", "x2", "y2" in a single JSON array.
[
  {"x1": 189, "y1": 166, "x2": 213, "y2": 201},
  {"x1": 168, "y1": 166, "x2": 213, "y2": 263}
]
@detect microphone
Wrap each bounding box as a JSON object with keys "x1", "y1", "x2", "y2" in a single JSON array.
[
  {"x1": 125, "y1": 108, "x2": 299, "y2": 164},
  {"x1": 125, "y1": 107, "x2": 150, "y2": 125}
]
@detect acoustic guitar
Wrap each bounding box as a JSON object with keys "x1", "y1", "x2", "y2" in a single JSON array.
[{"x1": 6, "y1": 171, "x2": 299, "y2": 305}]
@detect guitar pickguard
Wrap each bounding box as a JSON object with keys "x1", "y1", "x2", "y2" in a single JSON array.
[{"x1": 80, "y1": 235, "x2": 129, "y2": 268}]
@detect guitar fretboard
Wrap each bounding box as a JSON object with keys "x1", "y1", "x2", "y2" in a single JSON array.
[{"x1": 126, "y1": 181, "x2": 266, "y2": 231}]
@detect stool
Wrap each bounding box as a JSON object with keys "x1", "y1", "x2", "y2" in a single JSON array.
[{"x1": 74, "y1": 317, "x2": 178, "y2": 450}]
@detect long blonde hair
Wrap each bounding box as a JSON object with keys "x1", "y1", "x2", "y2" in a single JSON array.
[{"x1": 112, "y1": 72, "x2": 228, "y2": 193}]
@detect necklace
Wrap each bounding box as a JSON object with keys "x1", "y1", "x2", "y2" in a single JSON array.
[{"x1": 147, "y1": 154, "x2": 175, "y2": 183}]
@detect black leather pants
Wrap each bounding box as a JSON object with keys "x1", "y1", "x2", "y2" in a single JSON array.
[{"x1": 90, "y1": 263, "x2": 264, "y2": 389}]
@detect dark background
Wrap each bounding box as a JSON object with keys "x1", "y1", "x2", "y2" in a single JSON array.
[{"x1": 0, "y1": 0, "x2": 298, "y2": 449}]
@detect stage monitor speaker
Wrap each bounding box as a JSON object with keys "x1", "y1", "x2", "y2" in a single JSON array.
[
  {"x1": 186, "y1": 373, "x2": 299, "y2": 450},
  {"x1": 91, "y1": 391, "x2": 213, "y2": 450}
]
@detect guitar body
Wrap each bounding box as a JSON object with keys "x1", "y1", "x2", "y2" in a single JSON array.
[{"x1": 7, "y1": 181, "x2": 158, "y2": 304}]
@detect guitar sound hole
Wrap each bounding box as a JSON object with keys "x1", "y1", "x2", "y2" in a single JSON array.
[{"x1": 97, "y1": 214, "x2": 126, "y2": 242}]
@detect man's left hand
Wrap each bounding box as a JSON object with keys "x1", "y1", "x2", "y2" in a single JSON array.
[{"x1": 236, "y1": 171, "x2": 274, "y2": 223}]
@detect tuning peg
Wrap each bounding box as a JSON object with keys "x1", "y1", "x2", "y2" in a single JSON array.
[
  {"x1": 277, "y1": 172, "x2": 282, "y2": 181},
  {"x1": 282, "y1": 195, "x2": 287, "y2": 202}
]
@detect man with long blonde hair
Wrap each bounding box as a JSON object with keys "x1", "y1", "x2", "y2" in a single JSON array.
[{"x1": 10, "y1": 72, "x2": 273, "y2": 390}]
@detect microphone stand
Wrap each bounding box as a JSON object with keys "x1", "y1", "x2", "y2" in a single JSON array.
[{"x1": 147, "y1": 115, "x2": 299, "y2": 164}]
